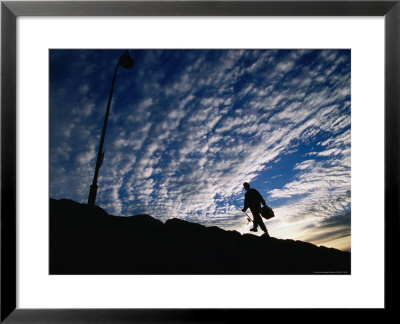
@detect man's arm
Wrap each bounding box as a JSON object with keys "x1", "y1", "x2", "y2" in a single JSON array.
[
  {"x1": 242, "y1": 193, "x2": 249, "y2": 212},
  {"x1": 257, "y1": 190, "x2": 266, "y2": 207}
]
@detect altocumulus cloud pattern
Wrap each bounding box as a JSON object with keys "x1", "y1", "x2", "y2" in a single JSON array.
[{"x1": 50, "y1": 49, "x2": 351, "y2": 251}]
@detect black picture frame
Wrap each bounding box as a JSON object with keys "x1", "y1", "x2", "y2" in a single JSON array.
[{"x1": 1, "y1": 0, "x2": 398, "y2": 322}]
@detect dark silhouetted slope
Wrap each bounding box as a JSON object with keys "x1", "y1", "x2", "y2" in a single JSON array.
[{"x1": 50, "y1": 198, "x2": 350, "y2": 274}]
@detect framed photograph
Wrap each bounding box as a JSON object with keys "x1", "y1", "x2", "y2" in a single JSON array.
[
  {"x1": 49, "y1": 47, "x2": 353, "y2": 277},
  {"x1": 2, "y1": 0, "x2": 398, "y2": 322}
]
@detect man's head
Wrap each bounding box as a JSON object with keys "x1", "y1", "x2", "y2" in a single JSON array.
[{"x1": 243, "y1": 182, "x2": 250, "y2": 191}]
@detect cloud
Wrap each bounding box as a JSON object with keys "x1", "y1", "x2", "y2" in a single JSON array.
[
  {"x1": 276, "y1": 60, "x2": 295, "y2": 73},
  {"x1": 79, "y1": 83, "x2": 90, "y2": 95},
  {"x1": 76, "y1": 149, "x2": 95, "y2": 166}
]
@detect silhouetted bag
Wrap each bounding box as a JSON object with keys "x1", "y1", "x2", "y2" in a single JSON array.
[{"x1": 260, "y1": 206, "x2": 275, "y2": 220}]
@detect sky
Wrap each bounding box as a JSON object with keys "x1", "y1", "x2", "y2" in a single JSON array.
[{"x1": 50, "y1": 49, "x2": 351, "y2": 251}]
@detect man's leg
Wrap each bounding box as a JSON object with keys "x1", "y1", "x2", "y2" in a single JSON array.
[
  {"x1": 252, "y1": 209, "x2": 268, "y2": 233},
  {"x1": 259, "y1": 219, "x2": 268, "y2": 233},
  {"x1": 256, "y1": 215, "x2": 268, "y2": 233},
  {"x1": 249, "y1": 209, "x2": 257, "y2": 231},
  {"x1": 250, "y1": 208, "x2": 261, "y2": 231}
]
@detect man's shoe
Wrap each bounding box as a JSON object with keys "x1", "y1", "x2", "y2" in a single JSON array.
[{"x1": 250, "y1": 227, "x2": 258, "y2": 232}]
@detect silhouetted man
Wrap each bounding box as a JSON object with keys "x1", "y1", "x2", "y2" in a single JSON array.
[{"x1": 242, "y1": 182, "x2": 268, "y2": 234}]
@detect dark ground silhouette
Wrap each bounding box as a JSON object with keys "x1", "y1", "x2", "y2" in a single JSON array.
[{"x1": 50, "y1": 198, "x2": 350, "y2": 275}]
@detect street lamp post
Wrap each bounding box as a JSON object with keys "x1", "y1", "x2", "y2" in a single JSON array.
[{"x1": 88, "y1": 51, "x2": 134, "y2": 206}]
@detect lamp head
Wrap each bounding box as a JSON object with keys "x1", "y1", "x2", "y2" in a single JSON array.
[{"x1": 119, "y1": 51, "x2": 134, "y2": 69}]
